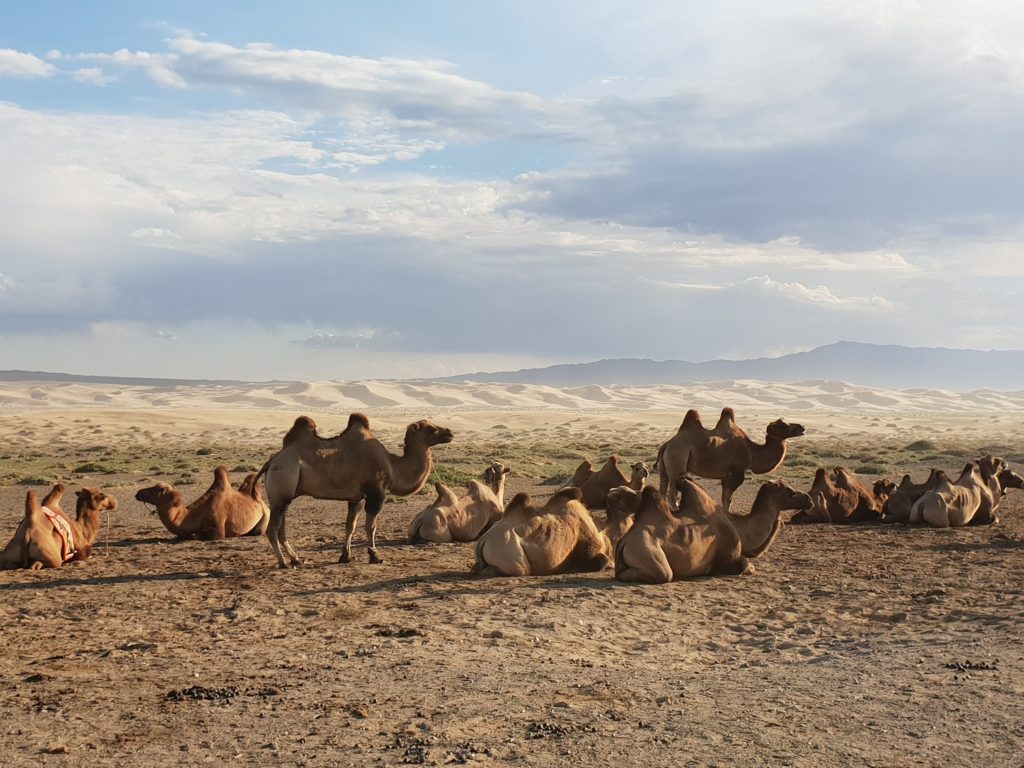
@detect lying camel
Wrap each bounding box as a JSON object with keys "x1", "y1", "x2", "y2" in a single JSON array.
[
  {"x1": 600, "y1": 485, "x2": 641, "y2": 550},
  {"x1": 614, "y1": 479, "x2": 810, "y2": 583},
  {"x1": 255, "y1": 413, "x2": 454, "y2": 567},
  {"x1": 135, "y1": 466, "x2": 269, "y2": 540},
  {"x1": 471, "y1": 487, "x2": 611, "y2": 577},
  {"x1": 972, "y1": 456, "x2": 1022, "y2": 525},
  {"x1": 658, "y1": 418, "x2": 806, "y2": 511},
  {"x1": 408, "y1": 475, "x2": 504, "y2": 544},
  {"x1": 882, "y1": 470, "x2": 940, "y2": 522},
  {"x1": 482, "y1": 462, "x2": 511, "y2": 505},
  {"x1": 797, "y1": 467, "x2": 892, "y2": 523},
  {"x1": 578, "y1": 456, "x2": 649, "y2": 508},
  {"x1": 570, "y1": 460, "x2": 595, "y2": 489},
  {"x1": 910, "y1": 464, "x2": 992, "y2": 527},
  {"x1": 0, "y1": 485, "x2": 117, "y2": 569}
]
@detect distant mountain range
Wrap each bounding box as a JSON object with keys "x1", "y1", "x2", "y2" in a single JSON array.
[{"x1": 435, "y1": 342, "x2": 1024, "y2": 392}]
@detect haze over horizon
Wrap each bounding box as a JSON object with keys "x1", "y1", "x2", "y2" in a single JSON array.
[{"x1": 2, "y1": 2, "x2": 1023, "y2": 380}]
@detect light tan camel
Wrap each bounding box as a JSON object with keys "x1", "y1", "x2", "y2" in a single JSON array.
[
  {"x1": 577, "y1": 456, "x2": 649, "y2": 508},
  {"x1": 408, "y1": 477, "x2": 504, "y2": 544},
  {"x1": 657, "y1": 418, "x2": 806, "y2": 510},
  {"x1": 882, "y1": 470, "x2": 940, "y2": 523},
  {"x1": 0, "y1": 486, "x2": 117, "y2": 570},
  {"x1": 482, "y1": 462, "x2": 510, "y2": 505},
  {"x1": 135, "y1": 466, "x2": 269, "y2": 540},
  {"x1": 910, "y1": 463, "x2": 992, "y2": 527},
  {"x1": 255, "y1": 413, "x2": 454, "y2": 567},
  {"x1": 614, "y1": 479, "x2": 810, "y2": 583},
  {"x1": 471, "y1": 487, "x2": 611, "y2": 577}
]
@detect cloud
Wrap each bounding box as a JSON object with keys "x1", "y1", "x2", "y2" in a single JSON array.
[
  {"x1": 295, "y1": 329, "x2": 399, "y2": 349},
  {"x1": 0, "y1": 49, "x2": 55, "y2": 79},
  {"x1": 645, "y1": 274, "x2": 897, "y2": 312}
]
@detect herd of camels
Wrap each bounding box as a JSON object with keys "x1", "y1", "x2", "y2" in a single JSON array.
[{"x1": 2, "y1": 408, "x2": 1021, "y2": 583}]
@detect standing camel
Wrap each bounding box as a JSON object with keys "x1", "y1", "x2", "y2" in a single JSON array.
[
  {"x1": 658, "y1": 418, "x2": 805, "y2": 511},
  {"x1": 254, "y1": 413, "x2": 453, "y2": 567}
]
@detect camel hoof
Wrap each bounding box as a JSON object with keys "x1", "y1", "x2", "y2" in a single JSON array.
[
  {"x1": 368, "y1": 549, "x2": 384, "y2": 564},
  {"x1": 338, "y1": 552, "x2": 351, "y2": 564},
  {"x1": 290, "y1": 560, "x2": 303, "y2": 569}
]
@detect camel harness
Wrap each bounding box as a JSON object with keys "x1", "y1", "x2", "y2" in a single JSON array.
[{"x1": 43, "y1": 506, "x2": 77, "y2": 562}]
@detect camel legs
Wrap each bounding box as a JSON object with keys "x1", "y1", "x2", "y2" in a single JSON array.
[
  {"x1": 267, "y1": 502, "x2": 301, "y2": 569},
  {"x1": 720, "y1": 470, "x2": 745, "y2": 512},
  {"x1": 364, "y1": 489, "x2": 385, "y2": 564},
  {"x1": 339, "y1": 500, "x2": 363, "y2": 563}
]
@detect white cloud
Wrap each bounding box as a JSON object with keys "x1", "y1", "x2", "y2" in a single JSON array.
[
  {"x1": 0, "y1": 49, "x2": 55, "y2": 79},
  {"x1": 739, "y1": 275, "x2": 897, "y2": 312},
  {"x1": 70, "y1": 67, "x2": 112, "y2": 86}
]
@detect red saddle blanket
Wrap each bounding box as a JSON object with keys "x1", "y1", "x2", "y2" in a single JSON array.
[{"x1": 43, "y1": 507, "x2": 77, "y2": 562}]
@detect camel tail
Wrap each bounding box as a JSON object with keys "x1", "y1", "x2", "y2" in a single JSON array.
[
  {"x1": 252, "y1": 458, "x2": 272, "y2": 489},
  {"x1": 408, "y1": 513, "x2": 425, "y2": 545},
  {"x1": 613, "y1": 536, "x2": 628, "y2": 578},
  {"x1": 653, "y1": 442, "x2": 667, "y2": 473}
]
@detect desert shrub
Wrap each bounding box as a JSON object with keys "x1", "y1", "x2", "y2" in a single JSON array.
[
  {"x1": 854, "y1": 464, "x2": 887, "y2": 475},
  {"x1": 904, "y1": 440, "x2": 939, "y2": 452}
]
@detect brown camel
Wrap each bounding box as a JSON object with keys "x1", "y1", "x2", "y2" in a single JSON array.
[
  {"x1": 255, "y1": 413, "x2": 454, "y2": 567},
  {"x1": 570, "y1": 460, "x2": 595, "y2": 489},
  {"x1": 972, "y1": 456, "x2": 1021, "y2": 525},
  {"x1": 600, "y1": 485, "x2": 641, "y2": 550},
  {"x1": 910, "y1": 463, "x2": 991, "y2": 527},
  {"x1": 0, "y1": 485, "x2": 117, "y2": 570},
  {"x1": 882, "y1": 470, "x2": 940, "y2": 523},
  {"x1": 578, "y1": 456, "x2": 649, "y2": 509},
  {"x1": 135, "y1": 466, "x2": 270, "y2": 540},
  {"x1": 796, "y1": 467, "x2": 891, "y2": 523},
  {"x1": 658, "y1": 418, "x2": 806, "y2": 511},
  {"x1": 653, "y1": 407, "x2": 748, "y2": 472},
  {"x1": 471, "y1": 487, "x2": 611, "y2": 577},
  {"x1": 408, "y1": 476, "x2": 504, "y2": 544},
  {"x1": 614, "y1": 479, "x2": 809, "y2": 583}
]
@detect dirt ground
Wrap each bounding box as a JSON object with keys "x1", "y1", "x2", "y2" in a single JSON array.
[{"x1": 1, "y1": 467, "x2": 1022, "y2": 768}]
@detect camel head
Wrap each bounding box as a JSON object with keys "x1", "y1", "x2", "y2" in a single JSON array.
[
  {"x1": 76, "y1": 487, "x2": 118, "y2": 515},
  {"x1": 997, "y1": 469, "x2": 1024, "y2": 493},
  {"x1": 630, "y1": 462, "x2": 650, "y2": 487},
  {"x1": 766, "y1": 419, "x2": 805, "y2": 441},
  {"x1": 404, "y1": 420, "x2": 454, "y2": 448},
  {"x1": 135, "y1": 482, "x2": 179, "y2": 511},
  {"x1": 873, "y1": 478, "x2": 897, "y2": 502},
  {"x1": 483, "y1": 462, "x2": 510, "y2": 485},
  {"x1": 673, "y1": 478, "x2": 718, "y2": 518},
  {"x1": 757, "y1": 480, "x2": 813, "y2": 512},
  {"x1": 606, "y1": 485, "x2": 640, "y2": 523},
  {"x1": 636, "y1": 485, "x2": 676, "y2": 522}
]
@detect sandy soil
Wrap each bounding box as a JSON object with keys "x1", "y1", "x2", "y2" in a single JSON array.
[{"x1": 1, "y1": 387, "x2": 1022, "y2": 767}]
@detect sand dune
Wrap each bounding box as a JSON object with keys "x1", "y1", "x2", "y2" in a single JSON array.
[{"x1": 2, "y1": 377, "x2": 1023, "y2": 414}]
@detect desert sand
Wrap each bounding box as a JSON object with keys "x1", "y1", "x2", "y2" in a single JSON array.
[{"x1": 1, "y1": 378, "x2": 1022, "y2": 767}]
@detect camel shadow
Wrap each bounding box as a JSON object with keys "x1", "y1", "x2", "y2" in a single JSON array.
[
  {"x1": 294, "y1": 569, "x2": 621, "y2": 598},
  {"x1": 931, "y1": 537, "x2": 1024, "y2": 553},
  {"x1": 0, "y1": 570, "x2": 217, "y2": 592}
]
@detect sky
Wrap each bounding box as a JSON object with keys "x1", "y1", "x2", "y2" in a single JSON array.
[{"x1": 1, "y1": 1, "x2": 1022, "y2": 380}]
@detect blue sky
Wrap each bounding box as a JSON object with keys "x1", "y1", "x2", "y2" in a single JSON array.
[{"x1": 1, "y1": 2, "x2": 1022, "y2": 379}]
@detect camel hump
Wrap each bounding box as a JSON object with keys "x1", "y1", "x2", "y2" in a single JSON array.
[
  {"x1": 466, "y1": 480, "x2": 490, "y2": 502},
  {"x1": 552, "y1": 486, "x2": 583, "y2": 503},
  {"x1": 680, "y1": 409, "x2": 702, "y2": 431},
  {"x1": 606, "y1": 455, "x2": 620, "y2": 467},
  {"x1": 240, "y1": 473, "x2": 261, "y2": 500},
  {"x1": 505, "y1": 492, "x2": 534, "y2": 517},
  {"x1": 283, "y1": 416, "x2": 319, "y2": 446},
  {"x1": 24, "y1": 490, "x2": 41, "y2": 522},
  {"x1": 345, "y1": 412, "x2": 371, "y2": 432},
  {"x1": 433, "y1": 481, "x2": 459, "y2": 504},
  {"x1": 213, "y1": 466, "x2": 231, "y2": 487}
]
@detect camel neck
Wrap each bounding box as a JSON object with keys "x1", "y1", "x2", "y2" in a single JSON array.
[
  {"x1": 75, "y1": 505, "x2": 103, "y2": 547},
  {"x1": 389, "y1": 444, "x2": 434, "y2": 496},
  {"x1": 155, "y1": 494, "x2": 197, "y2": 536},
  {"x1": 747, "y1": 435, "x2": 787, "y2": 474},
  {"x1": 490, "y1": 477, "x2": 506, "y2": 505},
  {"x1": 726, "y1": 489, "x2": 781, "y2": 556}
]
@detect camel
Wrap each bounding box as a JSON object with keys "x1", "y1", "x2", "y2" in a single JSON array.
[
  {"x1": 255, "y1": 413, "x2": 454, "y2": 567},
  {"x1": 577, "y1": 456, "x2": 650, "y2": 509},
  {"x1": 971, "y1": 456, "x2": 1022, "y2": 525},
  {"x1": 482, "y1": 462, "x2": 510, "y2": 505},
  {"x1": 910, "y1": 464, "x2": 992, "y2": 528},
  {"x1": 135, "y1": 466, "x2": 270, "y2": 540},
  {"x1": 653, "y1": 407, "x2": 748, "y2": 472},
  {"x1": 882, "y1": 470, "x2": 941, "y2": 523},
  {"x1": 408, "y1": 472, "x2": 505, "y2": 545},
  {"x1": 471, "y1": 487, "x2": 611, "y2": 577},
  {"x1": 570, "y1": 460, "x2": 595, "y2": 490},
  {"x1": 0, "y1": 485, "x2": 117, "y2": 570},
  {"x1": 657, "y1": 418, "x2": 806, "y2": 511},
  {"x1": 600, "y1": 485, "x2": 640, "y2": 550},
  {"x1": 797, "y1": 467, "x2": 892, "y2": 523},
  {"x1": 614, "y1": 479, "x2": 810, "y2": 583}
]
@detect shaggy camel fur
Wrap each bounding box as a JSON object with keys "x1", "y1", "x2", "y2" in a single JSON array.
[
  {"x1": 578, "y1": 456, "x2": 649, "y2": 509},
  {"x1": 971, "y1": 457, "x2": 1022, "y2": 525},
  {"x1": 135, "y1": 466, "x2": 269, "y2": 540},
  {"x1": 408, "y1": 477, "x2": 504, "y2": 544},
  {"x1": 0, "y1": 486, "x2": 117, "y2": 570},
  {"x1": 797, "y1": 467, "x2": 892, "y2": 523},
  {"x1": 882, "y1": 470, "x2": 940, "y2": 523},
  {"x1": 910, "y1": 464, "x2": 992, "y2": 528},
  {"x1": 614, "y1": 480, "x2": 810, "y2": 583},
  {"x1": 657, "y1": 418, "x2": 806, "y2": 511},
  {"x1": 471, "y1": 487, "x2": 611, "y2": 577},
  {"x1": 256, "y1": 413, "x2": 454, "y2": 567}
]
